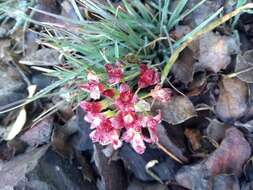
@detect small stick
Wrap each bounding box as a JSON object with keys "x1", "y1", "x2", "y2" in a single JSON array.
[{"x1": 156, "y1": 142, "x2": 183, "y2": 164}]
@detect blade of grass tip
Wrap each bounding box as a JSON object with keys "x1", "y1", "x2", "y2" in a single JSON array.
[
  {"x1": 167, "y1": 0, "x2": 188, "y2": 30},
  {"x1": 115, "y1": 41, "x2": 119, "y2": 59},
  {"x1": 171, "y1": 0, "x2": 208, "y2": 28},
  {"x1": 79, "y1": 0, "x2": 111, "y2": 19},
  {"x1": 160, "y1": 0, "x2": 170, "y2": 34},
  {"x1": 69, "y1": 0, "x2": 84, "y2": 21},
  {"x1": 161, "y1": 3, "x2": 253, "y2": 84}
]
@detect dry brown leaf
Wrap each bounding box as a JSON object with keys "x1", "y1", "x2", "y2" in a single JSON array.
[
  {"x1": 172, "y1": 48, "x2": 195, "y2": 84},
  {"x1": 215, "y1": 77, "x2": 249, "y2": 122},
  {"x1": 234, "y1": 49, "x2": 253, "y2": 83},
  {"x1": 197, "y1": 32, "x2": 239, "y2": 73},
  {"x1": 153, "y1": 96, "x2": 197, "y2": 125}
]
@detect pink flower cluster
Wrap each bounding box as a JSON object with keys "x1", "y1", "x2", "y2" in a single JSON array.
[{"x1": 80, "y1": 62, "x2": 172, "y2": 154}]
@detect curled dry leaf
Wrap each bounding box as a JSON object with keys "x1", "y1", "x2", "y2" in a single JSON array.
[
  {"x1": 235, "y1": 49, "x2": 253, "y2": 83},
  {"x1": 176, "y1": 128, "x2": 250, "y2": 189},
  {"x1": 215, "y1": 77, "x2": 249, "y2": 122},
  {"x1": 153, "y1": 96, "x2": 197, "y2": 125},
  {"x1": 197, "y1": 32, "x2": 239, "y2": 73},
  {"x1": 205, "y1": 128, "x2": 251, "y2": 176}
]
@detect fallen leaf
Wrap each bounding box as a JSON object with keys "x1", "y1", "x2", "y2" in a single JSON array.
[
  {"x1": 215, "y1": 77, "x2": 249, "y2": 122},
  {"x1": 197, "y1": 32, "x2": 239, "y2": 73},
  {"x1": 0, "y1": 139, "x2": 27, "y2": 161},
  {"x1": 157, "y1": 124, "x2": 188, "y2": 162},
  {"x1": 187, "y1": 71, "x2": 207, "y2": 97},
  {"x1": 206, "y1": 119, "x2": 229, "y2": 142},
  {"x1": 33, "y1": 0, "x2": 62, "y2": 23},
  {"x1": 176, "y1": 128, "x2": 250, "y2": 189},
  {"x1": 94, "y1": 144, "x2": 128, "y2": 190},
  {"x1": 205, "y1": 128, "x2": 251, "y2": 176},
  {"x1": 234, "y1": 49, "x2": 253, "y2": 83},
  {"x1": 127, "y1": 179, "x2": 168, "y2": 190},
  {"x1": 119, "y1": 143, "x2": 180, "y2": 182},
  {"x1": 172, "y1": 48, "x2": 195, "y2": 84},
  {"x1": 51, "y1": 116, "x2": 78, "y2": 159},
  {"x1": 153, "y1": 96, "x2": 197, "y2": 125},
  {"x1": 19, "y1": 117, "x2": 53, "y2": 147}
]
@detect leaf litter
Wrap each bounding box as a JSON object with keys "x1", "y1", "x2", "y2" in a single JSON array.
[{"x1": 1, "y1": 0, "x2": 253, "y2": 190}]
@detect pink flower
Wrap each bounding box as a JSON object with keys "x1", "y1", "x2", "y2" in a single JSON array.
[
  {"x1": 80, "y1": 72, "x2": 105, "y2": 100},
  {"x1": 89, "y1": 117, "x2": 122, "y2": 149},
  {"x1": 80, "y1": 101, "x2": 103, "y2": 113},
  {"x1": 131, "y1": 132, "x2": 146, "y2": 154},
  {"x1": 89, "y1": 117, "x2": 112, "y2": 143},
  {"x1": 150, "y1": 85, "x2": 172, "y2": 102},
  {"x1": 110, "y1": 115, "x2": 124, "y2": 129},
  {"x1": 138, "y1": 64, "x2": 160, "y2": 89},
  {"x1": 121, "y1": 111, "x2": 138, "y2": 127},
  {"x1": 122, "y1": 128, "x2": 146, "y2": 154},
  {"x1": 105, "y1": 63, "x2": 124, "y2": 84},
  {"x1": 110, "y1": 130, "x2": 123, "y2": 149},
  {"x1": 84, "y1": 113, "x2": 106, "y2": 129},
  {"x1": 140, "y1": 112, "x2": 162, "y2": 143},
  {"x1": 115, "y1": 84, "x2": 137, "y2": 111},
  {"x1": 80, "y1": 81, "x2": 105, "y2": 100}
]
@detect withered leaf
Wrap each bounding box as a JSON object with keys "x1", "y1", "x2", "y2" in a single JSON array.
[
  {"x1": 176, "y1": 128, "x2": 250, "y2": 189},
  {"x1": 153, "y1": 96, "x2": 197, "y2": 125},
  {"x1": 157, "y1": 124, "x2": 188, "y2": 162},
  {"x1": 197, "y1": 32, "x2": 239, "y2": 73},
  {"x1": 206, "y1": 119, "x2": 229, "y2": 142},
  {"x1": 172, "y1": 48, "x2": 195, "y2": 84},
  {"x1": 205, "y1": 128, "x2": 251, "y2": 176},
  {"x1": 235, "y1": 49, "x2": 253, "y2": 83},
  {"x1": 215, "y1": 77, "x2": 249, "y2": 122},
  {"x1": 20, "y1": 117, "x2": 53, "y2": 147}
]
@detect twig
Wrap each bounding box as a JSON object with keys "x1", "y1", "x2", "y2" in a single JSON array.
[{"x1": 156, "y1": 142, "x2": 183, "y2": 164}]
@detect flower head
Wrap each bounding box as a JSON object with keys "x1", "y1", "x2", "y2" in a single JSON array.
[
  {"x1": 105, "y1": 63, "x2": 124, "y2": 84},
  {"x1": 80, "y1": 101, "x2": 104, "y2": 113},
  {"x1": 80, "y1": 77, "x2": 105, "y2": 100},
  {"x1": 80, "y1": 62, "x2": 165, "y2": 154},
  {"x1": 123, "y1": 128, "x2": 146, "y2": 154},
  {"x1": 138, "y1": 64, "x2": 160, "y2": 89},
  {"x1": 115, "y1": 84, "x2": 137, "y2": 111}
]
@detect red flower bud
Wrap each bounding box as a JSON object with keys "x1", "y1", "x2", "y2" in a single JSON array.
[{"x1": 138, "y1": 64, "x2": 160, "y2": 89}]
